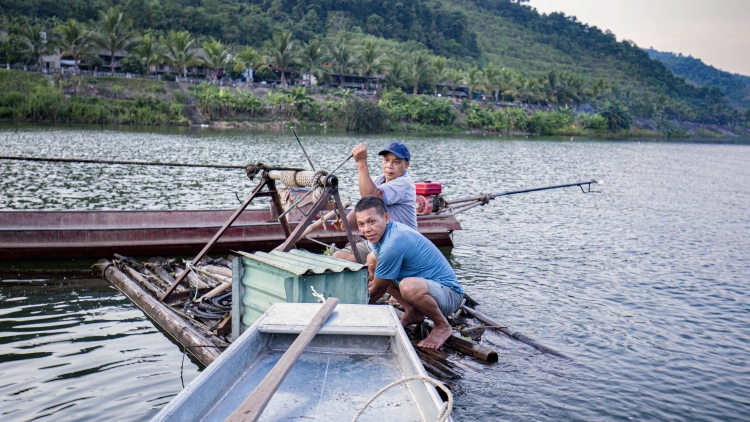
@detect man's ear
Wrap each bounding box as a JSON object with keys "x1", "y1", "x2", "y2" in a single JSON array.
[
  {"x1": 384, "y1": 212, "x2": 390, "y2": 224},
  {"x1": 404, "y1": 161, "x2": 410, "y2": 170}
]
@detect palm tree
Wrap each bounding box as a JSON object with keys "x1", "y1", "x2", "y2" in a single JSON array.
[
  {"x1": 299, "y1": 40, "x2": 328, "y2": 88},
  {"x1": 201, "y1": 39, "x2": 229, "y2": 80},
  {"x1": 264, "y1": 31, "x2": 299, "y2": 86},
  {"x1": 406, "y1": 52, "x2": 431, "y2": 95},
  {"x1": 464, "y1": 66, "x2": 483, "y2": 100},
  {"x1": 498, "y1": 68, "x2": 519, "y2": 102},
  {"x1": 54, "y1": 19, "x2": 93, "y2": 74},
  {"x1": 483, "y1": 63, "x2": 501, "y2": 101},
  {"x1": 446, "y1": 68, "x2": 465, "y2": 99},
  {"x1": 130, "y1": 34, "x2": 163, "y2": 76},
  {"x1": 357, "y1": 38, "x2": 383, "y2": 91},
  {"x1": 19, "y1": 24, "x2": 50, "y2": 69},
  {"x1": 234, "y1": 46, "x2": 260, "y2": 85},
  {"x1": 431, "y1": 56, "x2": 448, "y2": 96},
  {"x1": 384, "y1": 57, "x2": 406, "y2": 89},
  {"x1": 517, "y1": 76, "x2": 541, "y2": 105},
  {"x1": 329, "y1": 41, "x2": 357, "y2": 88},
  {"x1": 163, "y1": 30, "x2": 196, "y2": 78},
  {"x1": 91, "y1": 7, "x2": 138, "y2": 74}
]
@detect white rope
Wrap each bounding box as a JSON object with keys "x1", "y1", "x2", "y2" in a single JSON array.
[
  {"x1": 310, "y1": 286, "x2": 325, "y2": 303},
  {"x1": 351, "y1": 375, "x2": 453, "y2": 422}
]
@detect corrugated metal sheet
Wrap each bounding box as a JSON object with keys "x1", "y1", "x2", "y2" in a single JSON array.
[
  {"x1": 233, "y1": 249, "x2": 368, "y2": 332},
  {"x1": 234, "y1": 249, "x2": 365, "y2": 276}
]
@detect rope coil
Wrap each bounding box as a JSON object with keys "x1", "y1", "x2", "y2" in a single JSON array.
[{"x1": 351, "y1": 375, "x2": 453, "y2": 422}]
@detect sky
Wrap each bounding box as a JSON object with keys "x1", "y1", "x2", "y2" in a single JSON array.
[{"x1": 527, "y1": 0, "x2": 750, "y2": 76}]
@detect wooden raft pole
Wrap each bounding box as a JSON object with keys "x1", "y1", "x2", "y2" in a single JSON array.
[
  {"x1": 461, "y1": 305, "x2": 571, "y2": 359},
  {"x1": 94, "y1": 259, "x2": 223, "y2": 366},
  {"x1": 225, "y1": 298, "x2": 339, "y2": 422}
]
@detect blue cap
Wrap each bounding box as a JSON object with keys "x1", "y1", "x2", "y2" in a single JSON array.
[{"x1": 378, "y1": 142, "x2": 411, "y2": 162}]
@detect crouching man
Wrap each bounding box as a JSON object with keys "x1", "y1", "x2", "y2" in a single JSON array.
[{"x1": 355, "y1": 195, "x2": 463, "y2": 349}]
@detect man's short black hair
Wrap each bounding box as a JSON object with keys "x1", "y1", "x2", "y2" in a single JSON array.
[{"x1": 354, "y1": 195, "x2": 387, "y2": 216}]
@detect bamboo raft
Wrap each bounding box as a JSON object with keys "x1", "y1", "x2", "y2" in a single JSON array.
[{"x1": 94, "y1": 252, "x2": 568, "y2": 387}]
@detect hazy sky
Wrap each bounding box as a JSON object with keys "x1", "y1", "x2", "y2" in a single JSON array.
[{"x1": 527, "y1": 0, "x2": 750, "y2": 76}]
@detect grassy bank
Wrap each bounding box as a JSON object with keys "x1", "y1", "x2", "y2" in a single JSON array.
[
  {"x1": 2, "y1": 70, "x2": 747, "y2": 138},
  {"x1": 0, "y1": 70, "x2": 189, "y2": 125}
]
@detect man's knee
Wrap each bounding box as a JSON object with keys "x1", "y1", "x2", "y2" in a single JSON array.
[
  {"x1": 333, "y1": 250, "x2": 355, "y2": 262},
  {"x1": 398, "y1": 277, "x2": 428, "y2": 299}
]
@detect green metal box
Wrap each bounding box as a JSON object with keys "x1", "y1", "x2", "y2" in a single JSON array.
[{"x1": 232, "y1": 249, "x2": 367, "y2": 337}]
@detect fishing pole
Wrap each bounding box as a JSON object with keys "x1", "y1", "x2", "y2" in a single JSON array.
[
  {"x1": 447, "y1": 179, "x2": 603, "y2": 215},
  {"x1": 0, "y1": 155, "x2": 248, "y2": 169},
  {"x1": 290, "y1": 126, "x2": 316, "y2": 171}
]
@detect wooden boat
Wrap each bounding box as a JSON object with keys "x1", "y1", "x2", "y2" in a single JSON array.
[
  {"x1": 151, "y1": 303, "x2": 451, "y2": 422},
  {"x1": 0, "y1": 208, "x2": 460, "y2": 261}
]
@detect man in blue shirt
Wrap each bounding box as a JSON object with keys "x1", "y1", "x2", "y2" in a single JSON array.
[
  {"x1": 334, "y1": 142, "x2": 416, "y2": 267},
  {"x1": 355, "y1": 196, "x2": 463, "y2": 350}
]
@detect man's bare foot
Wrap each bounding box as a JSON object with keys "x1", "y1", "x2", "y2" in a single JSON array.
[
  {"x1": 400, "y1": 310, "x2": 425, "y2": 328},
  {"x1": 417, "y1": 325, "x2": 453, "y2": 350}
]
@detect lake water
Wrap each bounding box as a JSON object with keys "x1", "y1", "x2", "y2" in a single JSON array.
[{"x1": 1, "y1": 125, "x2": 750, "y2": 421}]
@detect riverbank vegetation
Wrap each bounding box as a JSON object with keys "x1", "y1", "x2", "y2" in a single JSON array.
[
  {"x1": 1, "y1": 1, "x2": 749, "y2": 135},
  {"x1": 0, "y1": 70, "x2": 188, "y2": 125}
]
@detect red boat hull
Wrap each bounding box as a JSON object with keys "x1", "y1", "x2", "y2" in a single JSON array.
[{"x1": 0, "y1": 209, "x2": 461, "y2": 261}]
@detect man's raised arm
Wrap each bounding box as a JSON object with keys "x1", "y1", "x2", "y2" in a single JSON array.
[{"x1": 352, "y1": 143, "x2": 382, "y2": 199}]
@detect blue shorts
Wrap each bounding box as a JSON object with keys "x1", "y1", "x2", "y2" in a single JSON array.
[{"x1": 394, "y1": 278, "x2": 463, "y2": 318}]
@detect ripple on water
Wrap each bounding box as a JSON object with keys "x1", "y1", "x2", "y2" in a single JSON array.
[{"x1": 1, "y1": 127, "x2": 750, "y2": 421}]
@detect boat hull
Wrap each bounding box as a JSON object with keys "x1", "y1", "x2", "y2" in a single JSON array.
[
  {"x1": 152, "y1": 303, "x2": 450, "y2": 422},
  {"x1": 0, "y1": 209, "x2": 461, "y2": 261}
]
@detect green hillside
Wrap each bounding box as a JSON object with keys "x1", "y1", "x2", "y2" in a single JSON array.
[
  {"x1": 1, "y1": 0, "x2": 748, "y2": 126},
  {"x1": 645, "y1": 49, "x2": 750, "y2": 108}
]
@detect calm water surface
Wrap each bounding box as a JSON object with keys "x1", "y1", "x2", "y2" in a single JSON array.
[{"x1": 1, "y1": 125, "x2": 749, "y2": 421}]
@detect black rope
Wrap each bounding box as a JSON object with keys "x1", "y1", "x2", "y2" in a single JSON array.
[
  {"x1": 0, "y1": 155, "x2": 247, "y2": 169},
  {"x1": 180, "y1": 343, "x2": 228, "y2": 388}
]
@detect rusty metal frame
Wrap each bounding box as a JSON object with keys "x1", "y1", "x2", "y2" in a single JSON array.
[{"x1": 160, "y1": 174, "x2": 290, "y2": 302}]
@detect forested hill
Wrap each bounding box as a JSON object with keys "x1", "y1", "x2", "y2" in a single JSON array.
[
  {"x1": 645, "y1": 49, "x2": 750, "y2": 108},
  {"x1": 0, "y1": 0, "x2": 744, "y2": 120}
]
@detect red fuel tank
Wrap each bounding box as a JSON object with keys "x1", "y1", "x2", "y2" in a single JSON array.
[{"x1": 415, "y1": 181, "x2": 442, "y2": 195}]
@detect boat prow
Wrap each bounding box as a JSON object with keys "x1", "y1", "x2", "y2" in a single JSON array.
[{"x1": 152, "y1": 303, "x2": 451, "y2": 422}]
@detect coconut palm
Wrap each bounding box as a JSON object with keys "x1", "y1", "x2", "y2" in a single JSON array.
[
  {"x1": 163, "y1": 30, "x2": 197, "y2": 78},
  {"x1": 498, "y1": 68, "x2": 519, "y2": 102},
  {"x1": 406, "y1": 52, "x2": 431, "y2": 95},
  {"x1": 201, "y1": 39, "x2": 229, "y2": 80},
  {"x1": 91, "y1": 7, "x2": 138, "y2": 74},
  {"x1": 264, "y1": 31, "x2": 299, "y2": 86},
  {"x1": 130, "y1": 34, "x2": 163, "y2": 75},
  {"x1": 483, "y1": 63, "x2": 501, "y2": 101},
  {"x1": 431, "y1": 56, "x2": 448, "y2": 96},
  {"x1": 329, "y1": 41, "x2": 357, "y2": 88},
  {"x1": 233, "y1": 46, "x2": 259, "y2": 85},
  {"x1": 299, "y1": 40, "x2": 328, "y2": 87},
  {"x1": 464, "y1": 66, "x2": 483, "y2": 100},
  {"x1": 446, "y1": 68, "x2": 465, "y2": 99},
  {"x1": 19, "y1": 24, "x2": 50, "y2": 69},
  {"x1": 384, "y1": 57, "x2": 406, "y2": 89},
  {"x1": 54, "y1": 19, "x2": 93, "y2": 74},
  {"x1": 517, "y1": 76, "x2": 542, "y2": 105},
  {"x1": 357, "y1": 38, "x2": 383, "y2": 90}
]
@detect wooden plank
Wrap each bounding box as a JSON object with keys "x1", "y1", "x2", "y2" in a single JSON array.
[{"x1": 225, "y1": 298, "x2": 339, "y2": 422}]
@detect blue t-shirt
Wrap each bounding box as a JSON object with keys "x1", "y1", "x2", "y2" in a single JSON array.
[
  {"x1": 372, "y1": 221, "x2": 463, "y2": 294},
  {"x1": 373, "y1": 172, "x2": 417, "y2": 230}
]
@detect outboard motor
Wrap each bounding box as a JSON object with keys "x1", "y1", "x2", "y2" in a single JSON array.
[{"x1": 415, "y1": 181, "x2": 445, "y2": 215}]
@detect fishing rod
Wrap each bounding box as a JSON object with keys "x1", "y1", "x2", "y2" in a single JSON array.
[
  {"x1": 290, "y1": 126, "x2": 316, "y2": 171},
  {"x1": 0, "y1": 155, "x2": 248, "y2": 170},
  {"x1": 446, "y1": 179, "x2": 603, "y2": 215}
]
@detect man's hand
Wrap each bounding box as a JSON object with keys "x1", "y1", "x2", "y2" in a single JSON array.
[
  {"x1": 352, "y1": 143, "x2": 368, "y2": 163},
  {"x1": 332, "y1": 216, "x2": 344, "y2": 231}
]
